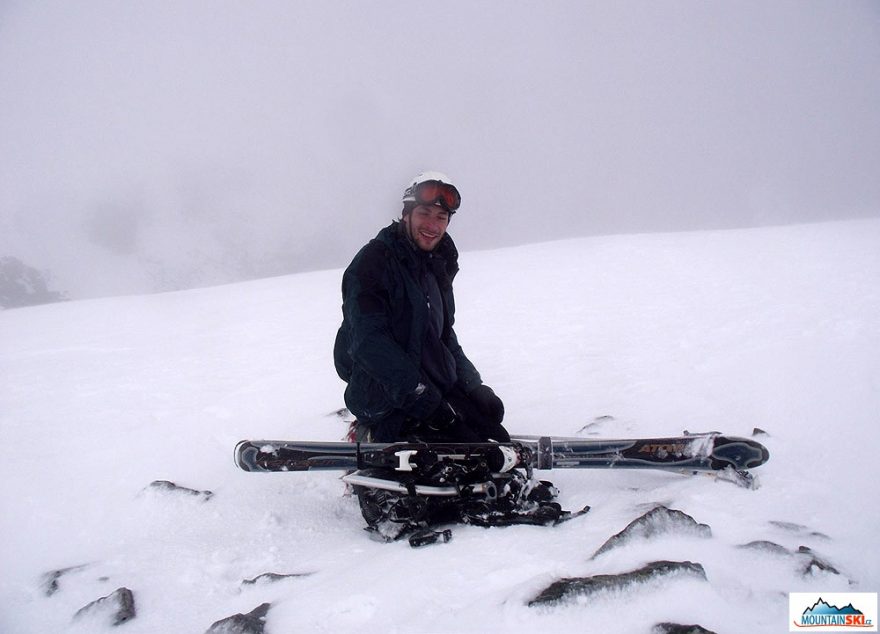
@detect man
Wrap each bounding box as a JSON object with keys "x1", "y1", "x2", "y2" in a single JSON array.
[{"x1": 334, "y1": 171, "x2": 509, "y2": 444}]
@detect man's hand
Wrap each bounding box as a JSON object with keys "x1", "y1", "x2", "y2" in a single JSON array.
[
  {"x1": 426, "y1": 401, "x2": 458, "y2": 432},
  {"x1": 469, "y1": 385, "x2": 504, "y2": 424}
]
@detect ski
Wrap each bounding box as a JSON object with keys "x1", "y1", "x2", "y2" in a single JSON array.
[{"x1": 234, "y1": 433, "x2": 769, "y2": 475}]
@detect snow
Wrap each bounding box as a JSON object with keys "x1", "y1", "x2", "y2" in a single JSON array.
[{"x1": 1, "y1": 219, "x2": 879, "y2": 633}]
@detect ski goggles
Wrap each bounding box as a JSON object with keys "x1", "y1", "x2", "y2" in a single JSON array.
[{"x1": 404, "y1": 180, "x2": 461, "y2": 213}]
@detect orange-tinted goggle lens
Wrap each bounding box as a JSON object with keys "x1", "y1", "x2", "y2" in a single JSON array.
[{"x1": 415, "y1": 181, "x2": 461, "y2": 212}]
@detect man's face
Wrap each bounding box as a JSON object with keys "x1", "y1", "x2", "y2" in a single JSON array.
[{"x1": 403, "y1": 204, "x2": 450, "y2": 252}]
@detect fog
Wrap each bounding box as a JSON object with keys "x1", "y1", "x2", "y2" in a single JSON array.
[{"x1": 1, "y1": 1, "x2": 878, "y2": 299}]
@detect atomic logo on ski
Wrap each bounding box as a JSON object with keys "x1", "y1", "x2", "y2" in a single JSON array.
[{"x1": 638, "y1": 442, "x2": 691, "y2": 457}]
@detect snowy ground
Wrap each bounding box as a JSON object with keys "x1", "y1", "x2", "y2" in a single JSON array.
[{"x1": 1, "y1": 219, "x2": 878, "y2": 633}]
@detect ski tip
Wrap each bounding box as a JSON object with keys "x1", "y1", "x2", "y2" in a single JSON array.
[{"x1": 710, "y1": 436, "x2": 770, "y2": 470}]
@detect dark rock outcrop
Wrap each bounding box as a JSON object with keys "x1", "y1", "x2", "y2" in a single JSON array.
[
  {"x1": 768, "y1": 520, "x2": 830, "y2": 540},
  {"x1": 145, "y1": 480, "x2": 214, "y2": 501},
  {"x1": 797, "y1": 546, "x2": 840, "y2": 576},
  {"x1": 529, "y1": 560, "x2": 707, "y2": 607},
  {"x1": 41, "y1": 564, "x2": 88, "y2": 597},
  {"x1": 73, "y1": 587, "x2": 136, "y2": 627},
  {"x1": 653, "y1": 623, "x2": 718, "y2": 634},
  {"x1": 242, "y1": 572, "x2": 311, "y2": 586},
  {"x1": 205, "y1": 603, "x2": 271, "y2": 634},
  {"x1": 592, "y1": 506, "x2": 712, "y2": 558},
  {"x1": 737, "y1": 541, "x2": 841, "y2": 577},
  {"x1": 738, "y1": 540, "x2": 792, "y2": 556}
]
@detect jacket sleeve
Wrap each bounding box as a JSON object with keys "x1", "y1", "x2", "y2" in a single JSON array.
[
  {"x1": 441, "y1": 289, "x2": 483, "y2": 394},
  {"x1": 341, "y1": 242, "x2": 441, "y2": 419}
]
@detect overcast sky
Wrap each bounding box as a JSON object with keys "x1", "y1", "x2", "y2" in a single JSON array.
[{"x1": 1, "y1": 1, "x2": 879, "y2": 298}]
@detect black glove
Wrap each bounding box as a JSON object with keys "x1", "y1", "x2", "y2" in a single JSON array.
[
  {"x1": 426, "y1": 401, "x2": 458, "y2": 432},
  {"x1": 469, "y1": 384, "x2": 504, "y2": 424}
]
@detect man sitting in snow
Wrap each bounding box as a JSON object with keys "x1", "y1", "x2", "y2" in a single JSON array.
[{"x1": 334, "y1": 171, "x2": 509, "y2": 444}]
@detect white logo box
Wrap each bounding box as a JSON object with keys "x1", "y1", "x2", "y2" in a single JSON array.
[{"x1": 789, "y1": 592, "x2": 877, "y2": 632}]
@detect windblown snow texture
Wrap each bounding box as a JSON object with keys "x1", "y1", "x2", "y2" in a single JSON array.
[{"x1": 1, "y1": 220, "x2": 878, "y2": 633}]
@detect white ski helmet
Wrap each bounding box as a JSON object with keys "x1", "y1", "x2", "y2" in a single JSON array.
[{"x1": 402, "y1": 171, "x2": 461, "y2": 213}]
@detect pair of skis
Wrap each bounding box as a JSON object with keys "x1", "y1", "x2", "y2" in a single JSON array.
[
  {"x1": 235, "y1": 432, "x2": 769, "y2": 544},
  {"x1": 234, "y1": 432, "x2": 770, "y2": 486}
]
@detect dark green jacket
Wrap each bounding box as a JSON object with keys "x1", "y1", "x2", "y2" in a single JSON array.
[{"x1": 334, "y1": 222, "x2": 482, "y2": 431}]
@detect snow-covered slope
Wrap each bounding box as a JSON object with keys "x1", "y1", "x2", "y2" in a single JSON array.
[{"x1": 1, "y1": 219, "x2": 878, "y2": 633}]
